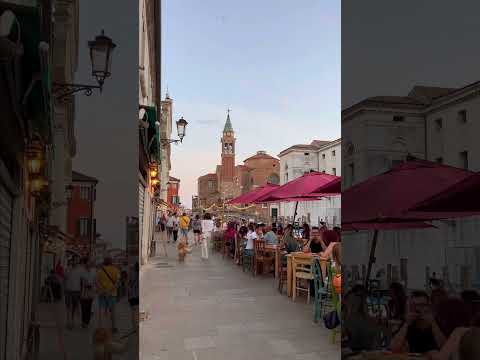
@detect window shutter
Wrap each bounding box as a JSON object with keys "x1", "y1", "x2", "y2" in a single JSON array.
[
  {"x1": 87, "y1": 219, "x2": 92, "y2": 237},
  {"x1": 76, "y1": 219, "x2": 80, "y2": 236}
]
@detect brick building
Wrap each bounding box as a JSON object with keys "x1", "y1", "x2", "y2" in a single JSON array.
[
  {"x1": 194, "y1": 112, "x2": 280, "y2": 221},
  {"x1": 66, "y1": 171, "x2": 98, "y2": 260},
  {"x1": 167, "y1": 176, "x2": 180, "y2": 208}
]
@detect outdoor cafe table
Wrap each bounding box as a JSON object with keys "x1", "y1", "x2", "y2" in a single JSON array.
[
  {"x1": 264, "y1": 244, "x2": 280, "y2": 278},
  {"x1": 286, "y1": 252, "x2": 328, "y2": 297}
]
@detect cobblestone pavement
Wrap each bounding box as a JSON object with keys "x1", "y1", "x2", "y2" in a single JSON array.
[
  {"x1": 38, "y1": 292, "x2": 138, "y2": 359},
  {"x1": 140, "y1": 232, "x2": 339, "y2": 360}
]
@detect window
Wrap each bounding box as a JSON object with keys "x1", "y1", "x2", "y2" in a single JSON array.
[
  {"x1": 78, "y1": 218, "x2": 90, "y2": 237},
  {"x1": 322, "y1": 170, "x2": 326, "y2": 173},
  {"x1": 393, "y1": 115, "x2": 405, "y2": 122},
  {"x1": 332, "y1": 168, "x2": 336, "y2": 175},
  {"x1": 80, "y1": 186, "x2": 90, "y2": 200},
  {"x1": 391, "y1": 159, "x2": 403, "y2": 169},
  {"x1": 304, "y1": 152, "x2": 310, "y2": 156},
  {"x1": 332, "y1": 150, "x2": 336, "y2": 156},
  {"x1": 208, "y1": 181, "x2": 214, "y2": 190},
  {"x1": 322, "y1": 154, "x2": 326, "y2": 159},
  {"x1": 458, "y1": 110, "x2": 467, "y2": 123},
  {"x1": 460, "y1": 151, "x2": 468, "y2": 169},
  {"x1": 436, "y1": 157, "x2": 443, "y2": 164},
  {"x1": 435, "y1": 118, "x2": 443, "y2": 130},
  {"x1": 348, "y1": 163, "x2": 354, "y2": 184}
]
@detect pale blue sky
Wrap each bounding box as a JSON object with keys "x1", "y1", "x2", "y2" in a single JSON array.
[{"x1": 163, "y1": 0, "x2": 340, "y2": 207}]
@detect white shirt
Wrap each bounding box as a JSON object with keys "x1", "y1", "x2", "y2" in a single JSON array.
[
  {"x1": 81, "y1": 268, "x2": 96, "y2": 289},
  {"x1": 201, "y1": 219, "x2": 214, "y2": 233},
  {"x1": 65, "y1": 266, "x2": 83, "y2": 291},
  {"x1": 166, "y1": 216, "x2": 174, "y2": 227},
  {"x1": 245, "y1": 231, "x2": 258, "y2": 250}
]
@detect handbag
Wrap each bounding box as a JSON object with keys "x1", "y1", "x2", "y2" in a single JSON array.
[{"x1": 323, "y1": 309, "x2": 340, "y2": 329}]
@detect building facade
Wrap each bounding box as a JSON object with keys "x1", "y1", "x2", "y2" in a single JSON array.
[
  {"x1": 342, "y1": 82, "x2": 480, "y2": 289},
  {"x1": 0, "y1": 1, "x2": 70, "y2": 358},
  {"x1": 65, "y1": 171, "x2": 97, "y2": 261},
  {"x1": 194, "y1": 113, "x2": 280, "y2": 222},
  {"x1": 276, "y1": 139, "x2": 341, "y2": 227},
  {"x1": 138, "y1": 0, "x2": 161, "y2": 267},
  {"x1": 167, "y1": 176, "x2": 180, "y2": 209}
]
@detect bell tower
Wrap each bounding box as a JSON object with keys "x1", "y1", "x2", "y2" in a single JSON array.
[{"x1": 221, "y1": 109, "x2": 235, "y2": 184}]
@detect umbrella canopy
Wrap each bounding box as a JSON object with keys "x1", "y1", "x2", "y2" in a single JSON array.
[
  {"x1": 255, "y1": 172, "x2": 340, "y2": 203},
  {"x1": 342, "y1": 159, "x2": 473, "y2": 226},
  {"x1": 342, "y1": 221, "x2": 436, "y2": 231},
  {"x1": 410, "y1": 172, "x2": 480, "y2": 215},
  {"x1": 227, "y1": 183, "x2": 279, "y2": 205}
]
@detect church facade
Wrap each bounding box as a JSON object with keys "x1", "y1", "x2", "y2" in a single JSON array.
[{"x1": 194, "y1": 113, "x2": 280, "y2": 221}]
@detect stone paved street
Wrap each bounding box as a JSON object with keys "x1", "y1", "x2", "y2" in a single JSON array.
[
  {"x1": 140, "y1": 233, "x2": 339, "y2": 360},
  {"x1": 38, "y1": 291, "x2": 138, "y2": 359}
]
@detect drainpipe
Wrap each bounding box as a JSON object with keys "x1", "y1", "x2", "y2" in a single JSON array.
[{"x1": 424, "y1": 115, "x2": 428, "y2": 160}]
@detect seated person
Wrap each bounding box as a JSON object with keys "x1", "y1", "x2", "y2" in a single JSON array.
[
  {"x1": 343, "y1": 290, "x2": 381, "y2": 351},
  {"x1": 390, "y1": 290, "x2": 446, "y2": 354},
  {"x1": 304, "y1": 227, "x2": 325, "y2": 253},
  {"x1": 425, "y1": 313, "x2": 480, "y2": 360},
  {"x1": 263, "y1": 226, "x2": 278, "y2": 245}
]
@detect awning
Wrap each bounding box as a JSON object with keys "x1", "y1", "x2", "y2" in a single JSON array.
[
  {"x1": 228, "y1": 183, "x2": 279, "y2": 204},
  {"x1": 141, "y1": 105, "x2": 160, "y2": 160}
]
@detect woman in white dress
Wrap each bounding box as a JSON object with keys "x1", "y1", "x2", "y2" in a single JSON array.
[{"x1": 201, "y1": 213, "x2": 214, "y2": 260}]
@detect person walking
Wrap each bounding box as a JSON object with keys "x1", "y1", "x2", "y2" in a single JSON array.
[
  {"x1": 192, "y1": 215, "x2": 202, "y2": 246},
  {"x1": 172, "y1": 213, "x2": 179, "y2": 243},
  {"x1": 166, "y1": 212, "x2": 174, "y2": 243},
  {"x1": 201, "y1": 213, "x2": 214, "y2": 260},
  {"x1": 96, "y1": 256, "x2": 120, "y2": 332},
  {"x1": 64, "y1": 258, "x2": 83, "y2": 329},
  {"x1": 160, "y1": 212, "x2": 167, "y2": 232},
  {"x1": 179, "y1": 212, "x2": 191, "y2": 243},
  {"x1": 79, "y1": 258, "x2": 96, "y2": 328},
  {"x1": 128, "y1": 262, "x2": 140, "y2": 329}
]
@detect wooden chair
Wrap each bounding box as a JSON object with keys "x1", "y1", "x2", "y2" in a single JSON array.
[
  {"x1": 253, "y1": 239, "x2": 273, "y2": 276},
  {"x1": 278, "y1": 251, "x2": 288, "y2": 294},
  {"x1": 292, "y1": 256, "x2": 314, "y2": 303}
]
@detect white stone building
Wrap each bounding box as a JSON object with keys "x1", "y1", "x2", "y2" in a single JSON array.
[
  {"x1": 342, "y1": 83, "x2": 480, "y2": 290},
  {"x1": 275, "y1": 139, "x2": 341, "y2": 227}
]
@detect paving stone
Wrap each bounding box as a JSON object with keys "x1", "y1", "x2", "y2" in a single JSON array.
[{"x1": 141, "y1": 240, "x2": 337, "y2": 359}]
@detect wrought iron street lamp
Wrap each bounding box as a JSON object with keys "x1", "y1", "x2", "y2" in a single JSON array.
[
  {"x1": 53, "y1": 30, "x2": 116, "y2": 101},
  {"x1": 160, "y1": 117, "x2": 188, "y2": 144}
]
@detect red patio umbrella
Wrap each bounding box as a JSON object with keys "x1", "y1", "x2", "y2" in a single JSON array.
[
  {"x1": 256, "y1": 172, "x2": 340, "y2": 203},
  {"x1": 343, "y1": 159, "x2": 473, "y2": 225},
  {"x1": 342, "y1": 158, "x2": 472, "y2": 286},
  {"x1": 227, "y1": 183, "x2": 279, "y2": 205},
  {"x1": 255, "y1": 172, "x2": 340, "y2": 223},
  {"x1": 410, "y1": 172, "x2": 480, "y2": 215}
]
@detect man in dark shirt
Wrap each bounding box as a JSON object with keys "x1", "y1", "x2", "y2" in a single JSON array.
[{"x1": 390, "y1": 290, "x2": 446, "y2": 354}]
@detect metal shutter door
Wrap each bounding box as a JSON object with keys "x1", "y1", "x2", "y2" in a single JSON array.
[{"x1": 0, "y1": 181, "x2": 13, "y2": 360}]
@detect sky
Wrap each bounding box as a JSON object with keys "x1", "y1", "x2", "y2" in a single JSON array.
[
  {"x1": 342, "y1": 0, "x2": 480, "y2": 108},
  {"x1": 73, "y1": 1, "x2": 137, "y2": 248},
  {"x1": 162, "y1": 0, "x2": 340, "y2": 208}
]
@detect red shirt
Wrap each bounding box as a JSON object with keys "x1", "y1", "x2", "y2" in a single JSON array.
[{"x1": 322, "y1": 230, "x2": 340, "y2": 247}]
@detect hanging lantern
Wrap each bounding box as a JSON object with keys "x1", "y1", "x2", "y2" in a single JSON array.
[
  {"x1": 30, "y1": 175, "x2": 48, "y2": 193},
  {"x1": 25, "y1": 139, "x2": 44, "y2": 175},
  {"x1": 150, "y1": 163, "x2": 158, "y2": 178}
]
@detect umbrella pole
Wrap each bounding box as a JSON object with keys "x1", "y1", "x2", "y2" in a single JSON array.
[
  {"x1": 365, "y1": 229, "x2": 379, "y2": 288},
  {"x1": 292, "y1": 201, "x2": 299, "y2": 224}
]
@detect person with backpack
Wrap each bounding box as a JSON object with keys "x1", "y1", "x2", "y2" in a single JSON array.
[{"x1": 96, "y1": 256, "x2": 120, "y2": 332}]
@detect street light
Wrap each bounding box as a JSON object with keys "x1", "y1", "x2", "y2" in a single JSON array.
[
  {"x1": 53, "y1": 30, "x2": 116, "y2": 100},
  {"x1": 160, "y1": 116, "x2": 188, "y2": 144}
]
